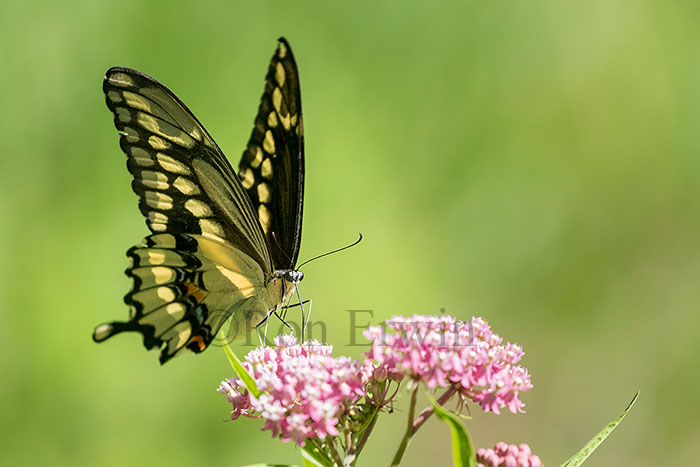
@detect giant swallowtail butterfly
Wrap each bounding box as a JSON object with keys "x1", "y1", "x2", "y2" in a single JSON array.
[{"x1": 92, "y1": 38, "x2": 305, "y2": 363}]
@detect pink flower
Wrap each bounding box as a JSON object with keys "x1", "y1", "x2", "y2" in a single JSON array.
[
  {"x1": 363, "y1": 315, "x2": 532, "y2": 414},
  {"x1": 217, "y1": 336, "x2": 367, "y2": 446},
  {"x1": 476, "y1": 442, "x2": 541, "y2": 467}
]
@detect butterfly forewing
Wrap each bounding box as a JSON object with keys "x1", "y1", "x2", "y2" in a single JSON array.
[
  {"x1": 103, "y1": 67, "x2": 272, "y2": 271},
  {"x1": 238, "y1": 38, "x2": 304, "y2": 270}
]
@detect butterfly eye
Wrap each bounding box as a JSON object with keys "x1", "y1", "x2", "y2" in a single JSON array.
[{"x1": 285, "y1": 270, "x2": 303, "y2": 283}]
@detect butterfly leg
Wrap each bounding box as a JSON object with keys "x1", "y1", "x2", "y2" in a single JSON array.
[
  {"x1": 256, "y1": 309, "x2": 296, "y2": 345},
  {"x1": 293, "y1": 283, "x2": 306, "y2": 342},
  {"x1": 285, "y1": 299, "x2": 313, "y2": 338},
  {"x1": 282, "y1": 298, "x2": 312, "y2": 339},
  {"x1": 303, "y1": 299, "x2": 313, "y2": 337},
  {"x1": 281, "y1": 299, "x2": 311, "y2": 319}
]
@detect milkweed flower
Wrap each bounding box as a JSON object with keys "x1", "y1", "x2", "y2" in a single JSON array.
[
  {"x1": 217, "y1": 335, "x2": 367, "y2": 446},
  {"x1": 476, "y1": 442, "x2": 542, "y2": 467},
  {"x1": 363, "y1": 315, "x2": 532, "y2": 414}
]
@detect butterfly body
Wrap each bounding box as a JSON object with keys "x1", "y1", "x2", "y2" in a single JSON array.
[{"x1": 93, "y1": 38, "x2": 306, "y2": 363}]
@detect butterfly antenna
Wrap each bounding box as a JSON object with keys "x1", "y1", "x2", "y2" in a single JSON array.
[
  {"x1": 297, "y1": 233, "x2": 363, "y2": 269},
  {"x1": 272, "y1": 231, "x2": 294, "y2": 266}
]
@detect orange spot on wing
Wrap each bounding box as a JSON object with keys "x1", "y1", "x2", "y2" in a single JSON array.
[
  {"x1": 188, "y1": 335, "x2": 206, "y2": 351},
  {"x1": 184, "y1": 281, "x2": 206, "y2": 301}
]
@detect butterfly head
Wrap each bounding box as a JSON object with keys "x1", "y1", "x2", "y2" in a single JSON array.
[{"x1": 283, "y1": 270, "x2": 304, "y2": 284}]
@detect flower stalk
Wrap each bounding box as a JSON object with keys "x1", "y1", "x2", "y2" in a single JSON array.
[{"x1": 390, "y1": 384, "x2": 419, "y2": 467}]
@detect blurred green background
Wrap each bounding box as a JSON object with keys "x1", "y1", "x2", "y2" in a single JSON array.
[{"x1": 1, "y1": 0, "x2": 699, "y2": 465}]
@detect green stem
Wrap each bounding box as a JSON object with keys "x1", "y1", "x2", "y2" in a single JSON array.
[
  {"x1": 412, "y1": 386, "x2": 457, "y2": 432},
  {"x1": 390, "y1": 385, "x2": 419, "y2": 467},
  {"x1": 351, "y1": 406, "x2": 380, "y2": 461},
  {"x1": 389, "y1": 386, "x2": 458, "y2": 466},
  {"x1": 327, "y1": 437, "x2": 344, "y2": 466}
]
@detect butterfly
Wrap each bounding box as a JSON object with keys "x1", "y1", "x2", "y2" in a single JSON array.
[{"x1": 92, "y1": 37, "x2": 306, "y2": 364}]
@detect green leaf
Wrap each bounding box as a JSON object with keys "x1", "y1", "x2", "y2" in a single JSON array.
[
  {"x1": 300, "y1": 446, "x2": 333, "y2": 467},
  {"x1": 220, "y1": 332, "x2": 261, "y2": 398},
  {"x1": 300, "y1": 441, "x2": 334, "y2": 467},
  {"x1": 560, "y1": 392, "x2": 639, "y2": 467},
  {"x1": 429, "y1": 396, "x2": 477, "y2": 467}
]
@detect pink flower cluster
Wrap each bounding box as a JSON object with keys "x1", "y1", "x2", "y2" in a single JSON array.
[
  {"x1": 476, "y1": 442, "x2": 541, "y2": 467},
  {"x1": 217, "y1": 335, "x2": 366, "y2": 446},
  {"x1": 364, "y1": 315, "x2": 532, "y2": 414}
]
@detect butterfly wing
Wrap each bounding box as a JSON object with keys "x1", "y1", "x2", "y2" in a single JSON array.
[
  {"x1": 94, "y1": 234, "x2": 271, "y2": 363},
  {"x1": 238, "y1": 38, "x2": 304, "y2": 270},
  {"x1": 94, "y1": 58, "x2": 293, "y2": 362},
  {"x1": 102, "y1": 66, "x2": 272, "y2": 271}
]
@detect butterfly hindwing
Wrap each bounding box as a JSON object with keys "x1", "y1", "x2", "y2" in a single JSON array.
[
  {"x1": 103, "y1": 67, "x2": 272, "y2": 271},
  {"x1": 238, "y1": 38, "x2": 304, "y2": 270},
  {"x1": 93, "y1": 233, "x2": 270, "y2": 363}
]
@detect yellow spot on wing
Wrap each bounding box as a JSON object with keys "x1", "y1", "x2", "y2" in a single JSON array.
[
  {"x1": 157, "y1": 286, "x2": 176, "y2": 302},
  {"x1": 157, "y1": 153, "x2": 190, "y2": 175},
  {"x1": 148, "y1": 135, "x2": 171, "y2": 150},
  {"x1": 152, "y1": 266, "x2": 175, "y2": 284},
  {"x1": 137, "y1": 112, "x2": 196, "y2": 148},
  {"x1": 194, "y1": 235, "x2": 264, "y2": 279},
  {"x1": 267, "y1": 112, "x2": 278, "y2": 128},
  {"x1": 261, "y1": 158, "x2": 273, "y2": 179},
  {"x1": 144, "y1": 191, "x2": 173, "y2": 210},
  {"x1": 123, "y1": 90, "x2": 152, "y2": 113},
  {"x1": 93, "y1": 323, "x2": 113, "y2": 341},
  {"x1": 250, "y1": 146, "x2": 263, "y2": 169},
  {"x1": 263, "y1": 130, "x2": 275, "y2": 154},
  {"x1": 162, "y1": 321, "x2": 192, "y2": 349},
  {"x1": 109, "y1": 72, "x2": 135, "y2": 88},
  {"x1": 136, "y1": 112, "x2": 160, "y2": 132},
  {"x1": 199, "y1": 218, "x2": 225, "y2": 239},
  {"x1": 173, "y1": 176, "x2": 199, "y2": 195},
  {"x1": 279, "y1": 113, "x2": 291, "y2": 131},
  {"x1": 272, "y1": 87, "x2": 283, "y2": 114},
  {"x1": 215, "y1": 265, "x2": 255, "y2": 298},
  {"x1": 257, "y1": 183, "x2": 271, "y2": 203},
  {"x1": 148, "y1": 251, "x2": 167, "y2": 265},
  {"x1": 240, "y1": 168, "x2": 255, "y2": 189},
  {"x1": 165, "y1": 302, "x2": 186, "y2": 320},
  {"x1": 148, "y1": 211, "x2": 168, "y2": 224},
  {"x1": 185, "y1": 199, "x2": 213, "y2": 217},
  {"x1": 258, "y1": 204, "x2": 271, "y2": 233},
  {"x1": 140, "y1": 170, "x2": 169, "y2": 190},
  {"x1": 275, "y1": 62, "x2": 286, "y2": 86}
]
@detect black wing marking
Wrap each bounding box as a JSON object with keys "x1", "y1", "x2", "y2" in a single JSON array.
[
  {"x1": 238, "y1": 37, "x2": 304, "y2": 270},
  {"x1": 103, "y1": 67, "x2": 272, "y2": 272},
  {"x1": 92, "y1": 234, "x2": 267, "y2": 363}
]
